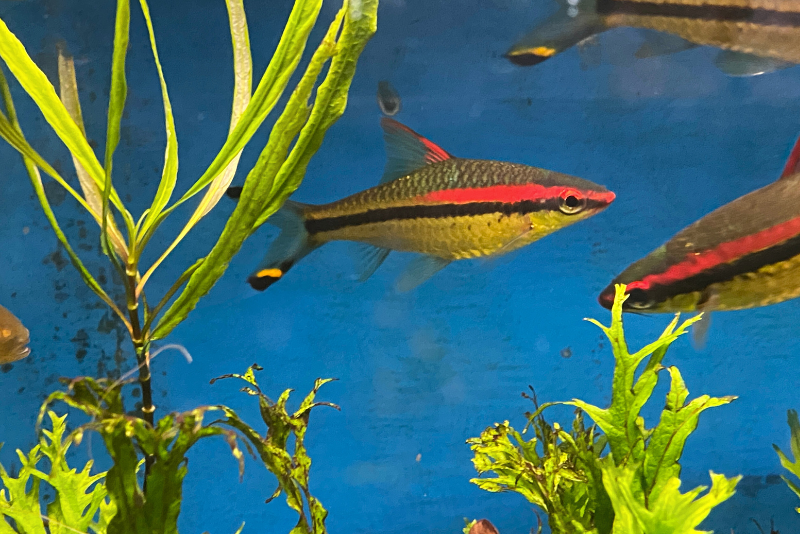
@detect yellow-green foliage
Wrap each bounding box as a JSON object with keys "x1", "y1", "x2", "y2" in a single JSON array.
[
  {"x1": 468, "y1": 284, "x2": 741, "y2": 534},
  {"x1": 773, "y1": 409, "x2": 800, "y2": 513},
  {"x1": 0, "y1": 412, "x2": 115, "y2": 534}
]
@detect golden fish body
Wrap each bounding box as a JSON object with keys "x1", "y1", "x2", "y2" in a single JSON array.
[{"x1": 0, "y1": 304, "x2": 30, "y2": 364}]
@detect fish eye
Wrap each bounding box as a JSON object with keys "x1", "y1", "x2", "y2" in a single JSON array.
[
  {"x1": 626, "y1": 288, "x2": 654, "y2": 310},
  {"x1": 558, "y1": 190, "x2": 586, "y2": 215}
]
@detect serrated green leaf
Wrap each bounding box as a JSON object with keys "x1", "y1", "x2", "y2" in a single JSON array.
[
  {"x1": 601, "y1": 459, "x2": 739, "y2": 534},
  {"x1": 643, "y1": 367, "x2": 735, "y2": 501}
]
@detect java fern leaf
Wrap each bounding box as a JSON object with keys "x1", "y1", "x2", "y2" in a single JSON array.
[
  {"x1": 773, "y1": 409, "x2": 800, "y2": 513},
  {"x1": 0, "y1": 411, "x2": 115, "y2": 534},
  {"x1": 601, "y1": 459, "x2": 739, "y2": 534}
]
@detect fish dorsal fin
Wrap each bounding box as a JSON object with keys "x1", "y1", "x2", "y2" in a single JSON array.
[
  {"x1": 380, "y1": 118, "x2": 452, "y2": 184},
  {"x1": 780, "y1": 133, "x2": 800, "y2": 180}
]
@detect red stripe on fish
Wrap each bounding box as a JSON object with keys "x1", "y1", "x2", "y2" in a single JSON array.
[
  {"x1": 418, "y1": 184, "x2": 615, "y2": 205},
  {"x1": 627, "y1": 214, "x2": 800, "y2": 292},
  {"x1": 781, "y1": 133, "x2": 800, "y2": 179}
]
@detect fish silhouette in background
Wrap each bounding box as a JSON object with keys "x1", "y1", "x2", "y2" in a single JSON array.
[
  {"x1": 469, "y1": 519, "x2": 500, "y2": 534},
  {"x1": 507, "y1": 0, "x2": 800, "y2": 76},
  {"x1": 228, "y1": 118, "x2": 615, "y2": 292},
  {"x1": 377, "y1": 80, "x2": 402, "y2": 116},
  {"x1": 0, "y1": 304, "x2": 30, "y2": 364},
  {"x1": 599, "y1": 132, "x2": 800, "y2": 346}
]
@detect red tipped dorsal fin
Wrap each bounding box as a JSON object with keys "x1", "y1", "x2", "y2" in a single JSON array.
[
  {"x1": 379, "y1": 118, "x2": 452, "y2": 183},
  {"x1": 780, "y1": 133, "x2": 800, "y2": 179}
]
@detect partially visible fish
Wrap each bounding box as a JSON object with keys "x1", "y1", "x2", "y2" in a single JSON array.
[
  {"x1": 507, "y1": 0, "x2": 800, "y2": 76},
  {"x1": 599, "y1": 132, "x2": 800, "y2": 345},
  {"x1": 377, "y1": 80, "x2": 401, "y2": 116},
  {"x1": 228, "y1": 118, "x2": 615, "y2": 292},
  {"x1": 0, "y1": 304, "x2": 30, "y2": 364},
  {"x1": 469, "y1": 520, "x2": 499, "y2": 534}
]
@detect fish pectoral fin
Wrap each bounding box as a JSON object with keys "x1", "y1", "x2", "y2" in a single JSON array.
[
  {"x1": 379, "y1": 118, "x2": 452, "y2": 184},
  {"x1": 394, "y1": 255, "x2": 451, "y2": 293},
  {"x1": 577, "y1": 35, "x2": 601, "y2": 70},
  {"x1": 714, "y1": 50, "x2": 794, "y2": 77},
  {"x1": 355, "y1": 244, "x2": 391, "y2": 282},
  {"x1": 691, "y1": 311, "x2": 712, "y2": 351},
  {"x1": 635, "y1": 31, "x2": 697, "y2": 59}
]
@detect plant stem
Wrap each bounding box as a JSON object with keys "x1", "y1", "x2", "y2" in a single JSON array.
[{"x1": 126, "y1": 268, "x2": 155, "y2": 479}]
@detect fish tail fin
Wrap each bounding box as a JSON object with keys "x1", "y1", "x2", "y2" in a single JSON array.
[
  {"x1": 247, "y1": 200, "x2": 318, "y2": 291},
  {"x1": 506, "y1": 0, "x2": 604, "y2": 66}
]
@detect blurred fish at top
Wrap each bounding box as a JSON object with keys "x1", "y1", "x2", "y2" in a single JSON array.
[
  {"x1": 377, "y1": 80, "x2": 401, "y2": 116},
  {"x1": 599, "y1": 132, "x2": 800, "y2": 347},
  {"x1": 0, "y1": 304, "x2": 30, "y2": 364},
  {"x1": 506, "y1": 0, "x2": 800, "y2": 76}
]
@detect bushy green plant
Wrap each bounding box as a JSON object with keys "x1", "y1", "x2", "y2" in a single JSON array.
[
  {"x1": 773, "y1": 409, "x2": 800, "y2": 514},
  {"x1": 467, "y1": 284, "x2": 741, "y2": 534},
  {"x1": 1, "y1": 365, "x2": 335, "y2": 534},
  {"x1": 0, "y1": 0, "x2": 377, "y2": 531},
  {"x1": 0, "y1": 412, "x2": 115, "y2": 534}
]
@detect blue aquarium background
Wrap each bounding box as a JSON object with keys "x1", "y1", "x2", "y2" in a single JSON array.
[{"x1": 1, "y1": 0, "x2": 799, "y2": 532}]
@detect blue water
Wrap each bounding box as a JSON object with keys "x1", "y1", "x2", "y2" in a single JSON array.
[{"x1": 1, "y1": 0, "x2": 800, "y2": 532}]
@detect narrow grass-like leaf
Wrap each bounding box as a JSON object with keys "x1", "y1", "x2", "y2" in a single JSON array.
[
  {"x1": 137, "y1": 0, "x2": 179, "y2": 245},
  {"x1": 153, "y1": 0, "x2": 378, "y2": 341},
  {"x1": 135, "y1": 0, "x2": 325, "y2": 256},
  {"x1": 0, "y1": 70, "x2": 130, "y2": 331},
  {"x1": 102, "y1": 0, "x2": 134, "y2": 257},
  {"x1": 57, "y1": 45, "x2": 128, "y2": 260},
  {"x1": 136, "y1": 0, "x2": 251, "y2": 296},
  {"x1": 0, "y1": 15, "x2": 133, "y2": 230}
]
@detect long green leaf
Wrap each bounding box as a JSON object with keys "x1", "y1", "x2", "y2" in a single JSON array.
[
  {"x1": 102, "y1": 0, "x2": 133, "y2": 258},
  {"x1": 137, "y1": 0, "x2": 179, "y2": 244},
  {"x1": 135, "y1": 0, "x2": 325, "y2": 252},
  {"x1": 0, "y1": 15, "x2": 134, "y2": 231},
  {"x1": 135, "y1": 0, "x2": 251, "y2": 296},
  {"x1": 57, "y1": 45, "x2": 129, "y2": 261},
  {"x1": 153, "y1": 0, "x2": 380, "y2": 341},
  {"x1": 0, "y1": 69, "x2": 130, "y2": 330}
]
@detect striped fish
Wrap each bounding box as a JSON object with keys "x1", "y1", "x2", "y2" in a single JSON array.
[
  {"x1": 507, "y1": 0, "x2": 800, "y2": 76},
  {"x1": 230, "y1": 118, "x2": 615, "y2": 292},
  {"x1": 599, "y1": 133, "x2": 800, "y2": 344}
]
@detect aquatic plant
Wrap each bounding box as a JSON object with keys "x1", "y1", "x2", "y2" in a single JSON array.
[
  {"x1": 773, "y1": 409, "x2": 800, "y2": 514},
  {"x1": 0, "y1": 0, "x2": 376, "y2": 426},
  {"x1": 0, "y1": 0, "x2": 376, "y2": 531},
  {"x1": 467, "y1": 284, "x2": 741, "y2": 534},
  {"x1": 1, "y1": 365, "x2": 334, "y2": 534}
]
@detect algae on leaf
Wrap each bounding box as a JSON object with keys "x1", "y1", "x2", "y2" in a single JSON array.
[{"x1": 468, "y1": 284, "x2": 740, "y2": 533}]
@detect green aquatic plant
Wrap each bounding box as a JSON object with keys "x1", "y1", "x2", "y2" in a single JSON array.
[
  {"x1": 467, "y1": 284, "x2": 741, "y2": 534},
  {"x1": 0, "y1": 365, "x2": 334, "y2": 534},
  {"x1": 0, "y1": 0, "x2": 376, "y2": 532},
  {"x1": 773, "y1": 409, "x2": 800, "y2": 514},
  {"x1": 0, "y1": 0, "x2": 376, "y2": 430},
  {"x1": 0, "y1": 412, "x2": 115, "y2": 534}
]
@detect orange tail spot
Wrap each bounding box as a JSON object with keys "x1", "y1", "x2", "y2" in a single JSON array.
[{"x1": 256, "y1": 268, "x2": 283, "y2": 279}]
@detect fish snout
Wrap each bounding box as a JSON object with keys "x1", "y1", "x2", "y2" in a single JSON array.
[{"x1": 598, "y1": 285, "x2": 616, "y2": 309}]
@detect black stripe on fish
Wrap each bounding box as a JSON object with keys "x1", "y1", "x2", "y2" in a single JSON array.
[
  {"x1": 597, "y1": 0, "x2": 800, "y2": 27},
  {"x1": 627, "y1": 229, "x2": 800, "y2": 303},
  {"x1": 305, "y1": 198, "x2": 607, "y2": 235}
]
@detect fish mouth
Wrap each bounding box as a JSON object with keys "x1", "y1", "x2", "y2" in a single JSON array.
[{"x1": 598, "y1": 285, "x2": 616, "y2": 309}]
